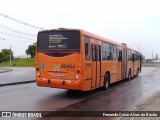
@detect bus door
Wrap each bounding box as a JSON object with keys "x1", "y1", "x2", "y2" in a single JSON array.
[
  {"x1": 132, "y1": 52, "x2": 135, "y2": 76},
  {"x1": 91, "y1": 45, "x2": 101, "y2": 88},
  {"x1": 122, "y1": 44, "x2": 127, "y2": 79},
  {"x1": 140, "y1": 54, "x2": 142, "y2": 72},
  {"x1": 117, "y1": 50, "x2": 122, "y2": 80}
]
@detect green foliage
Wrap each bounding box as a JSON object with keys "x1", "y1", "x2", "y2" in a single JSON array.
[
  {"x1": 0, "y1": 49, "x2": 14, "y2": 63},
  {"x1": 26, "y1": 44, "x2": 36, "y2": 58},
  {"x1": 0, "y1": 52, "x2": 2, "y2": 63},
  {"x1": 0, "y1": 58, "x2": 35, "y2": 67}
]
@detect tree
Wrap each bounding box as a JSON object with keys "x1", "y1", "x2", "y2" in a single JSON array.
[
  {"x1": 0, "y1": 49, "x2": 14, "y2": 62},
  {"x1": 26, "y1": 44, "x2": 36, "y2": 58},
  {"x1": 0, "y1": 52, "x2": 2, "y2": 63}
]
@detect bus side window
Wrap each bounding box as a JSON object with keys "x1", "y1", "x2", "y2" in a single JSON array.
[
  {"x1": 132, "y1": 53, "x2": 135, "y2": 62},
  {"x1": 102, "y1": 51, "x2": 106, "y2": 60},
  {"x1": 84, "y1": 37, "x2": 91, "y2": 61},
  {"x1": 138, "y1": 53, "x2": 140, "y2": 60},
  {"x1": 101, "y1": 42, "x2": 110, "y2": 60},
  {"x1": 120, "y1": 50, "x2": 122, "y2": 61},
  {"x1": 96, "y1": 46, "x2": 100, "y2": 61},
  {"x1": 130, "y1": 51, "x2": 132, "y2": 61},
  {"x1": 110, "y1": 44, "x2": 114, "y2": 60},
  {"x1": 127, "y1": 49, "x2": 131, "y2": 61},
  {"x1": 140, "y1": 54, "x2": 142, "y2": 72},
  {"x1": 135, "y1": 52, "x2": 137, "y2": 61},
  {"x1": 92, "y1": 46, "x2": 96, "y2": 61},
  {"x1": 118, "y1": 50, "x2": 122, "y2": 61},
  {"x1": 113, "y1": 45, "x2": 117, "y2": 60}
]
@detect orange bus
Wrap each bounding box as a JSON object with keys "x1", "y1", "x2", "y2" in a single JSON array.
[{"x1": 35, "y1": 28, "x2": 142, "y2": 91}]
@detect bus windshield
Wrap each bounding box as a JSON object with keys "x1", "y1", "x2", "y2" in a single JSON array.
[{"x1": 37, "y1": 30, "x2": 80, "y2": 53}]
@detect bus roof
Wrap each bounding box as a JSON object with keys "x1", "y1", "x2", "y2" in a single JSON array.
[
  {"x1": 38, "y1": 28, "x2": 140, "y2": 53},
  {"x1": 127, "y1": 46, "x2": 140, "y2": 53},
  {"x1": 38, "y1": 28, "x2": 79, "y2": 33},
  {"x1": 80, "y1": 29, "x2": 122, "y2": 47},
  {"x1": 38, "y1": 28, "x2": 122, "y2": 46}
]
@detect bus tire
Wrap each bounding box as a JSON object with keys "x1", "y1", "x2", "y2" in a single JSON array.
[{"x1": 103, "y1": 73, "x2": 110, "y2": 90}]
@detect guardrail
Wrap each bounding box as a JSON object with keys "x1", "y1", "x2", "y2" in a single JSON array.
[{"x1": 142, "y1": 62, "x2": 160, "y2": 67}]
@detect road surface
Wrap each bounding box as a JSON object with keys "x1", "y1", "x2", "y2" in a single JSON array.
[
  {"x1": 0, "y1": 67, "x2": 35, "y2": 84},
  {"x1": 60, "y1": 67, "x2": 160, "y2": 111},
  {"x1": 0, "y1": 67, "x2": 160, "y2": 120}
]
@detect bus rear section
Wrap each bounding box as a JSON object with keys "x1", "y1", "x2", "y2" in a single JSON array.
[
  {"x1": 36, "y1": 30, "x2": 83, "y2": 90},
  {"x1": 122, "y1": 44, "x2": 141, "y2": 80}
]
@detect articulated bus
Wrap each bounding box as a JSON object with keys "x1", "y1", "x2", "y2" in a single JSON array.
[{"x1": 36, "y1": 28, "x2": 142, "y2": 91}]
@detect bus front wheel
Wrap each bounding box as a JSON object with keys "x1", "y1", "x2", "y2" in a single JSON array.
[{"x1": 103, "y1": 73, "x2": 110, "y2": 90}]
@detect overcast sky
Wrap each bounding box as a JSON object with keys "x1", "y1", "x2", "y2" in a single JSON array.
[{"x1": 0, "y1": 0, "x2": 160, "y2": 58}]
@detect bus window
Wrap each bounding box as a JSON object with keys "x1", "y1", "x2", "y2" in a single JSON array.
[
  {"x1": 101, "y1": 42, "x2": 110, "y2": 60},
  {"x1": 130, "y1": 51, "x2": 132, "y2": 61},
  {"x1": 102, "y1": 51, "x2": 106, "y2": 60},
  {"x1": 92, "y1": 46, "x2": 100, "y2": 61},
  {"x1": 127, "y1": 49, "x2": 132, "y2": 61},
  {"x1": 140, "y1": 54, "x2": 142, "y2": 72},
  {"x1": 37, "y1": 30, "x2": 80, "y2": 57},
  {"x1": 96, "y1": 46, "x2": 100, "y2": 61},
  {"x1": 84, "y1": 37, "x2": 91, "y2": 61},
  {"x1": 110, "y1": 44, "x2": 114, "y2": 60},
  {"x1": 134, "y1": 52, "x2": 137, "y2": 61},
  {"x1": 132, "y1": 53, "x2": 135, "y2": 62},
  {"x1": 92, "y1": 46, "x2": 96, "y2": 61},
  {"x1": 118, "y1": 50, "x2": 122, "y2": 61},
  {"x1": 138, "y1": 53, "x2": 140, "y2": 60},
  {"x1": 113, "y1": 45, "x2": 117, "y2": 60}
]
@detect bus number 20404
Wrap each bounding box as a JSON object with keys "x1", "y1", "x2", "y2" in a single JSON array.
[{"x1": 61, "y1": 64, "x2": 75, "y2": 69}]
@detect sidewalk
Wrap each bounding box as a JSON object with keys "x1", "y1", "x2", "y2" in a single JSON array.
[
  {"x1": 0, "y1": 67, "x2": 35, "y2": 87},
  {"x1": 117, "y1": 91, "x2": 160, "y2": 120},
  {"x1": 142, "y1": 62, "x2": 160, "y2": 67}
]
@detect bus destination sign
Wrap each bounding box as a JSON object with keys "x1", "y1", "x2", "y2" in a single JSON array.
[{"x1": 48, "y1": 34, "x2": 68, "y2": 49}]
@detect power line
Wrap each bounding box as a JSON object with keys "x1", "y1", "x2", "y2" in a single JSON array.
[
  {"x1": 0, "y1": 31, "x2": 35, "y2": 41},
  {"x1": 0, "y1": 38, "x2": 5, "y2": 40},
  {"x1": 0, "y1": 12, "x2": 43, "y2": 30},
  {"x1": 0, "y1": 23, "x2": 36, "y2": 37},
  {"x1": 0, "y1": 37, "x2": 34, "y2": 43}
]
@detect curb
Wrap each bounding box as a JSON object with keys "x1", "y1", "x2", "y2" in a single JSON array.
[
  {"x1": 0, "y1": 80, "x2": 35, "y2": 87},
  {"x1": 0, "y1": 69, "x2": 13, "y2": 73},
  {"x1": 116, "y1": 91, "x2": 160, "y2": 120}
]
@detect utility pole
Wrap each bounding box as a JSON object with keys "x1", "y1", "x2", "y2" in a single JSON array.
[
  {"x1": 152, "y1": 49, "x2": 153, "y2": 60},
  {"x1": 10, "y1": 44, "x2": 12, "y2": 65}
]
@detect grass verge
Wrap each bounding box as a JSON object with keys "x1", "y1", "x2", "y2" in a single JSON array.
[{"x1": 0, "y1": 58, "x2": 35, "y2": 67}]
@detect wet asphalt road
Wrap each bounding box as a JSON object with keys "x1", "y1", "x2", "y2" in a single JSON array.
[
  {"x1": 0, "y1": 67, "x2": 160, "y2": 120},
  {"x1": 60, "y1": 67, "x2": 160, "y2": 111},
  {"x1": 0, "y1": 67, "x2": 35, "y2": 84}
]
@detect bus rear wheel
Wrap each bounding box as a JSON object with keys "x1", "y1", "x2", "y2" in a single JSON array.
[{"x1": 103, "y1": 73, "x2": 110, "y2": 90}]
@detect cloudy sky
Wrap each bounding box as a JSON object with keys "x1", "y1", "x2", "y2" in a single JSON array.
[{"x1": 0, "y1": 0, "x2": 160, "y2": 58}]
